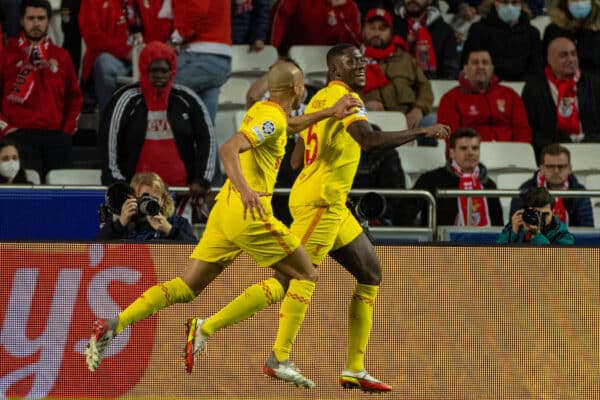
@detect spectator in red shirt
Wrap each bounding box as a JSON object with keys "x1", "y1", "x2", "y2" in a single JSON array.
[
  {"x1": 270, "y1": 0, "x2": 361, "y2": 55},
  {"x1": 79, "y1": 0, "x2": 172, "y2": 112},
  {"x1": 0, "y1": 0, "x2": 82, "y2": 181},
  {"x1": 437, "y1": 48, "x2": 531, "y2": 147}
]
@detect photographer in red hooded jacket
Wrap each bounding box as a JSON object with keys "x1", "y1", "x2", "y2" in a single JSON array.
[{"x1": 0, "y1": 0, "x2": 82, "y2": 182}]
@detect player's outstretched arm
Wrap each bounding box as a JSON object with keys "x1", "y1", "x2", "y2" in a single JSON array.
[
  {"x1": 219, "y1": 132, "x2": 269, "y2": 220},
  {"x1": 347, "y1": 120, "x2": 451, "y2": 151},
  {"x1": 287, "y1": 94, "x2": 361, "y2": 134}
]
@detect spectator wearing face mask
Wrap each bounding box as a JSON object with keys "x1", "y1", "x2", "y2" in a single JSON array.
[
  {"x1": 0, "y1": 137, "x2": 31, "y2": 184},
  {"x1": 462, "y1": 0, "x2": 543, "y2": 81},
  {"x1": 543, "y1": 0, "x2": 600, "y2": 78}
]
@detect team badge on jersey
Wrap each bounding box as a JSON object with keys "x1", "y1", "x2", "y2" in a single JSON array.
[
  {"x1": 496, "y1": 99, "x2": 505, "y2": 113},
  {"x1": 262, "y1": 121, "x2": 276, "y2": 135}
]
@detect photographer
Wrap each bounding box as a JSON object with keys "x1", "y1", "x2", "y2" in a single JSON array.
[
  {"x1": 97, "y1": 172, "x2": 197, "y2": 242},
  {"x1": 497, "y1": 187, "x2": 574, "y2": 245}
]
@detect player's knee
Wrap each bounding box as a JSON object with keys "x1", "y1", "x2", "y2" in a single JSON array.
[{"x1": 357, "y1": 262, "x2": 381, "y2": 285}]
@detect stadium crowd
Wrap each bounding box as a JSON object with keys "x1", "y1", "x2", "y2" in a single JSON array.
[{"x1": 0, "y1": 0, "x2": 598, "y2": 231}]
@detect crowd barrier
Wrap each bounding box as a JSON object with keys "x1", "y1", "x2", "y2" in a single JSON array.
[{"x1": 1, "y1": 243, "x2": 598, "y2": 399}]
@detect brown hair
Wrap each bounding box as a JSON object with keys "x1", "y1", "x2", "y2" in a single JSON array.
[
  {"x1": 548, "y1": 0, "x2": 600, "y2": 31},
  {"x1": 450, "y1": 127, "x2": 481, "y2": 148},
  {"x1": 539, "y1": 143, "x2": 571, "y2": 165}
]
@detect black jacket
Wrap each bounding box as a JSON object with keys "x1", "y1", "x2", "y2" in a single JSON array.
[
  {"x1": 393, "y1": 9, "x2": 460, "y2": 79},
  {"x1": 522, "y1": 72, "x2": 600, "y2": 161},
  {"x1": 96, "y1": 214, "x2": 197, "y2": 242},
  {"x1": 462, "y1": 7, "x2": 543, "y2": 81},
  {"x1": 100, "y1": 83, "x2": 216, "y2": 186},
  {"x1": 405, "y1": 162, "x2": 504, "y2": 226}
]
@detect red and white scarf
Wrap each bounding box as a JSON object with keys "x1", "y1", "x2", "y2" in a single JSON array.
[
  {"x1": 544, "y1": 64, "x2": 581, "y2": 141},
  {"x1": 407, "y1": 17, "x2": 437, "y2": 73},
  {"x1": 451, "y1": 160, "x2": 491, "y2": 226},
  {"x1": 362, "y1": 36, "x2": 408, "y2": 93},
  {"x1": 7, "y1": 34, "x2": 51, "y2": 104},
  {"x1": 536, "y1": 171, "x2": 569, "y2": 225}
]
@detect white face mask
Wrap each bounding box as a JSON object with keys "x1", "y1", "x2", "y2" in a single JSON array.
[{"x1": 0, "y1": 160, "x2": 20, "y2": 180}]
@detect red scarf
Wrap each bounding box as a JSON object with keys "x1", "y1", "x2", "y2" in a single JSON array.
[
  {"x1": 451, "y1": 161, "x2": 491, "y2": 226},
  {"x1": 536, "y1": 171, "x2": 569, "y2": 225},
  {"x1": 544, "y1": 65, "x2": 581, "y2": 140},
  {"x1": 7, "y1": 34, "x2": 51, "y2": 104},
  {"x1": 362, "y1": 36, "x2": 408, "y2": 93},
  {"x1": 407, "y1": 17, "x2": 437, "y2": 72}
]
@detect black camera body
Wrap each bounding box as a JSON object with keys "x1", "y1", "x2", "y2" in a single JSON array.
[
  {"x1": 522, "y1": 207, "x2": 549, "y2": 227},
  {"x1": 98, "y1": 182, "x2": 161, "y2": 226}
]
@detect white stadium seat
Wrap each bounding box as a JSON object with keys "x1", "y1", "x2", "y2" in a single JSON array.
[
  {"x1": 502, "y1": 81, "x2": 525, "y2": 95},
  {"x1": 288, "y1": 45, "x2": 330, "y2": 85},
  {"x1": 218, "y1": 77, "x2": 251, "y2": 109},
  {"x1": 368, "y1": 111, "x2": 407, "y2": 132},
  {"x1": 231, "y1": 45, "x2": 279, "y2": 77},
  {"x1": 25, "y1": 169, "x2": 40, "y2": 185},
  {"x1": 430, "y1": 80, "x2": 458, "y2": 109},
  {"x1": 397, "y1": 145, "x2": 446, "y2": 184},
  {"x1": 479, "y1": 142, "x2": 537, "y2": 182},
  {"x1": 560, "y1": 143, "x2": 600, "y2": 174},
  {"x1": 46, "y1": 169, "x2": 102, "y2": 185}
]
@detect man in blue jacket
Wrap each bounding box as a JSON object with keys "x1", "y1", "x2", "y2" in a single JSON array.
[
  {"x1": 509, "y1": 143, "x2": 594, "y2": 227},
  {"x1": 498, "y1": 187, "x2": 575, "y2": 245}
]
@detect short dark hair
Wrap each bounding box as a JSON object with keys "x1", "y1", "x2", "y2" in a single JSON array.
[
  {"x1": 461, "y1": 47, "x2": 491, "y2": 67},
  {"x1": 520, "y1": 187, "x2": 555, "y2": 209},
  {"x1": 20, "y1": 0, "x2": 52, "y2": 19},
  {"x1": 326, "y1": 43, "x2": 356, "y2": 66},
  {"x1": 540, "y1": 143, "x2": 571, "y2": 165},
  {"x1": 450, "y1": 127, "x2": 480, "y2": 148}
]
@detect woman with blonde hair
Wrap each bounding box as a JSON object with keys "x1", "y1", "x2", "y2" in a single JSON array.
[{"x1": 96, "y1": 172, "x2": 197, "y2": 242}]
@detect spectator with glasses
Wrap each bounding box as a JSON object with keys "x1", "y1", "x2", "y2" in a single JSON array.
[{"x1": 509, "y1": 143, "x2": 594, "y2": 227}]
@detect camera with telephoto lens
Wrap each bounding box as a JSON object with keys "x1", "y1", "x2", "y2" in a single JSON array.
[
  {"x1": 136, "y1": 193, "x2": 160, "y2": 217},
  {"x1": 354, "y1": 192, "x2": 387, "y2": 221},
  {"x1": 522, "y1": 207, "x2": 548, "y2": 227}
]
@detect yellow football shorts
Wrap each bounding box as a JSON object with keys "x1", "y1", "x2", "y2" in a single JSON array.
[
  {"x1": 190, "y1": 194, "x2": 300, "y2": 268},
  {"x1": 290, "y1": 203, "x2": 363, "y2": 265}
]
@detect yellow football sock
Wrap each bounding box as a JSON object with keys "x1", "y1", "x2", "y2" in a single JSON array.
[
  {"x1": 202, "y1": 277, "x2": 285, "y2": 336},
  {"x1": 272, "y1": 279, "x2": 315, "y2": 361},
  {"x1": 346, "y1": 283, "x2": 379, "y2": 372},
  {"x1": 116, "y1": 277, "x2": 195, "y2": 335}
]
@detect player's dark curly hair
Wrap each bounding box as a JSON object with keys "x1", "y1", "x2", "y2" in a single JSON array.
[{"x1": 326, "y1": 43, "x2": 356, "y2": 66}]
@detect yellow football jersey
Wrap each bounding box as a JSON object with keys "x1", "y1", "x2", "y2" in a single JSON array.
[
  {"x1": 289, "y1": 81, "x2": 368, "y2": 207},
  {"x1": 217, "y1": 101, "x2": 288, "y2": 200}
]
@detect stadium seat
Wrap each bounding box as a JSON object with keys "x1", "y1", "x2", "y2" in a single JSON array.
[
  {"x1": 368, "y1": 111, "x2": 408, "y2": 132},
  {"x1": 530, "y1": 15, "x2": 551, "y2": 36},
  {"x1": 25, "y1": 169, "x2": 40, "y2": 185},
  {"x1": 46, "y1": 169, "x2": 102, "y2": 185},
  {"x1": 560, "y1": 143, "x2": 600, "y2": 174},
  {"x1": 502, "y1": 81, "x2": 525, "y2": 95},
  {"x1": 288, "y1": 45, "x2": 330, "y2": 85},
  {"x1": 479, "y1": 142, "x2": 537, "y2": 182},
  {"x1": 397, "y1": 144, "x2": 446, "y2": 184},
  {"x1": 585, "y1": 175, "x2": 600, "y2": 228},
  {"x1": 495, "y1": 172, "x2": 533, "y2": 223},
  {"x1": 231, "y1": 45, "x2": 279, "y2": 77},
  {"x1": 430, "y1": 80, "x2": 458, "y2": 109},
  {"x1": 219, "y1": 77, "x2": 251, "y2": 110}
]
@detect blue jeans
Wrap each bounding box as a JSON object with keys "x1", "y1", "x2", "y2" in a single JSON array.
[
  {"x1": 93, "y1": 52, "x2": 132, "y2": 113},
  {"x1": 174, "y1": 52, "x2": 231, "y2": 125}
]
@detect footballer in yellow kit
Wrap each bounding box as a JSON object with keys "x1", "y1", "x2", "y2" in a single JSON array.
[
  {"x1": 191, "y1": 100, "x2": 300, "y2": 267},
  {"x1": 289, "y1": 80, "x2": 367, "y2": 264}
]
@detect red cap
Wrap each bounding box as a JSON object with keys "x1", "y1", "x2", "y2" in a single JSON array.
[{"x1": 364, "y1": 8, "x2": 393, "y2": 27}]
